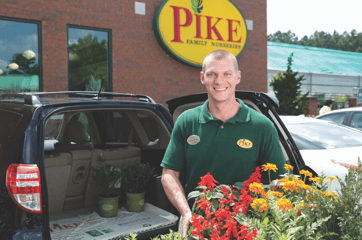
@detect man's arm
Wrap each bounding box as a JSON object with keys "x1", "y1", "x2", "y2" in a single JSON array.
[{"x1": 161, "y1": 168, "x2": 191, "y2": 239}]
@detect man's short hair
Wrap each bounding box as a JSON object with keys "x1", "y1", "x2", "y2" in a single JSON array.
[{"x1": 202, "y1": 49, "x2": 239, "y2": 73}]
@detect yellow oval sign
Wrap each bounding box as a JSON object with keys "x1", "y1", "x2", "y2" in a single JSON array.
[
  {"x1": 153, "y1": 0, "x2": 248, "y2": 67},
  {"x1": 237, "y1": 139, "x2": 253, "y2": 149}
]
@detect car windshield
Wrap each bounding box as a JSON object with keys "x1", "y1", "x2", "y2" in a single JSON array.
[{"x1": 285, "y1": 122, "x2": 362, "y2": 150}]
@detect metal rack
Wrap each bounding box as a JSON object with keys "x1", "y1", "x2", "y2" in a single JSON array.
[{"x1": 0, "y1": 91, "x2": 155, "y2": 105}]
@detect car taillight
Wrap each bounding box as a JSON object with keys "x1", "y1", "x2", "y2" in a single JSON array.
[{"x1": 6, "y1": 164, "x2": 42, "y2": 213}]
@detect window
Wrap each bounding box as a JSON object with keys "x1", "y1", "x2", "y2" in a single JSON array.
[
  {"x1": 350, "y1": 112, "x2": 362, "y2": 131},
  {"x1": 68, "y1": 26, "x2": 111, "y2": 92},
  {"x1": 44, "y1": 114, "x2": 64, "y2": 140},
  {"x1": 0, "y1": 18, "x2": 41, "y2": 93},
  {"x1": 318, "y1": 113, "x2": 346, "y2": 125}
]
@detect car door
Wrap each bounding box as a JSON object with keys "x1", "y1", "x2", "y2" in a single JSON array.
[
  {"x1": 347, "y1": 111, "x2": 362, "y2": 131},
  {"x1": 166, "y1": 91, "x2": 317, "y2": 178}
]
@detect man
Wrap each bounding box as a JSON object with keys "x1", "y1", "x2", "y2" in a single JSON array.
[
  {"x1": 319, "y1": 100, "x2": 333, "y2": 115},
  {"x1": 161, "y1": 49, "x2": 286, "y2": 238}
]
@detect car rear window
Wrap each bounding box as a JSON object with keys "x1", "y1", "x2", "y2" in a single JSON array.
[
  {"x1": 286, "y1": 122, "x2": 362, "y2": 149},
  {"x1": 0, "y1": 110, "x2": 23, "y2": 151}
]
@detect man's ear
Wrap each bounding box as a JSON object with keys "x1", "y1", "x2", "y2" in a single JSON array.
[
  {"x1": 236, "y1": 70, "x2": 241, "y2": 84},
  {"x1": 200, "y1": 71, "x2": 205, "y2": 85}
]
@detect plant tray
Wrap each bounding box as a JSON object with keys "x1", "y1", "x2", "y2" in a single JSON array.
[{"x1": 49, "y1": 203, "x2": 179, "y2": 240}]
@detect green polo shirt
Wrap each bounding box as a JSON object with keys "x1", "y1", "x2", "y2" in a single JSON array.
[{"x1": 161, "y1": 99, "x2": 286, "y2": 196}]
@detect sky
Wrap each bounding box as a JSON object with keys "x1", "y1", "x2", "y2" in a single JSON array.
[{"x1": 267, "y1": 0, "x2": 362, "y2": 39}]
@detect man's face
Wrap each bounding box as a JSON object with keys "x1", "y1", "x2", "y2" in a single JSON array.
[{"x1": 200, "y1": 56, "x2": 241, "y2": 104}]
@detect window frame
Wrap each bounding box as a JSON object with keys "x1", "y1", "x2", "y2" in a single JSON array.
[
  {"x1": 66, "y1": 24, "x2": 112, "y2": 92},
  {"x1": 0, "y1": 16, "x2": 43, "y2": 91}
]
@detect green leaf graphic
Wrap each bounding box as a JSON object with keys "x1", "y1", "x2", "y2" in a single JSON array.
[
  {"x1": 197, "y1": 0, "x2": 203, "y2": 14},
  {"x1": 191, "y1": 0, "x2": 198, "y2": 14}
]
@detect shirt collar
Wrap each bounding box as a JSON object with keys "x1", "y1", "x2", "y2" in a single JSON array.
[{"x1": 199, "y1": 98, "x2": 251, "y2": 124}]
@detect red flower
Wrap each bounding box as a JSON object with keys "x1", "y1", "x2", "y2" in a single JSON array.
[
  {"x1": 198, "y1": 172, "x2": 219, "y2": 190},
  {"x1": 355, "y1": 166, "x2": 359, "y2": 171}
]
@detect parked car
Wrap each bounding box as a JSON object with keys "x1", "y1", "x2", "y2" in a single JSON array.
[
  {"x1": 315, "y1": 106, "x2": 362, "y2": 131},
  {"x1": 280, "y1": 115, "x2": 362, "y2": 191},
  {"x1": 0, "y1": 91, "x2": 313, "y2": 240}
]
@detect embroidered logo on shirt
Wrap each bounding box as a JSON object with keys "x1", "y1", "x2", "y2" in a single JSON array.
[
  {"x1": 237, "y1": 139, "x2": 253, "y2": 149},
  {"x1": 187, "y1": 135, "x2": 200, "y2": 145}
]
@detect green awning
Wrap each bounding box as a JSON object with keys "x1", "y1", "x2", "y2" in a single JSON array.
[{"x1": 268, "y1": 42, "x2": 362, "y2": 76}]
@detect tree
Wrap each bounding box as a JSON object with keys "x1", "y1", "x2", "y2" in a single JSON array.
[
  {"x1": 68, "y1": 34, "x2": 108, "y2": 91},
  {"x1": 269, "y1": 53, "x2": 309, "y2": 115},
  {"x1": 267, "y1": 30, "x2": 299, "y2": 44}
]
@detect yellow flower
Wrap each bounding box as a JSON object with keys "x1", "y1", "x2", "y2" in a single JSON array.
[
  {"x1": 270, "y1": 191, "x2": 283, "y2": 198},
  {"x1": 262, "y1": 163, "x2": 278, "y2": 172},
  {"x1": 322, "y1": 191, "x2": 338, "y2": 200},
  {"x1": 309, "y1": 177, "x2": 325, "y2": 184},
  {"x1": 282, "y1": 181, "x2": 298, "y2": 192},
  {"x1": 300, "y1": 170, "x2": 313, "y2": 178},
  {"x1": 300, "y1": 183, "x2": 312, "y2": 191},
  {"x1": 326, "y1": 176, "x2": 338, "y2": 182},
  {"x1": 284, "y1": 164, "x2": 294, "y2": 171},
  {"x1": 276, "y1": 199, "x2": 293, "y2": 212},
  {"x1": 249, "y1": 182, "x2": 265, "y2": 195},
  {"x1": 251, "y1": 198, "x2": 269, "y2": 212}
]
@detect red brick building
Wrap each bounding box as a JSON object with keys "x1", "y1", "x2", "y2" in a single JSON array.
[{"x1": 0, "y1": 0, "x2": 267, "y2": 106}]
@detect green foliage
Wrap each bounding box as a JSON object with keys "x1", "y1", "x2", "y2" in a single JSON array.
[
  {"x1": 151, "y1": 229, "x2": 182, "y2": 240},
  {"x1": 191, "y1": 0, "x2": 203, "y2": 14},
  {"x1": 68, "y1": 33, "x2": 109, "y2": 91},
  {"x1": 268, "y1": 30, "x2": 362, "y2": 53},
  {"x1": 334, "y1": 158, "x2": 362, "y2": 239},
  {"x1": 91, "y1": 153, "x2": 123, "y2": 198},
  {"x1": 124, "y1": 233, "x2": 138, "y2": 240},
  {"x1": 269, "y1": 53, "x2": 309, "y2": 115},
  {"x1": 123, "y1": 162, "x2": 155, "y2": 193}
]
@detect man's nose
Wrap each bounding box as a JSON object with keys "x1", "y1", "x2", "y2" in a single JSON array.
[{"x1": 215, "y1": 75, "x2": 224, "y2": 84}]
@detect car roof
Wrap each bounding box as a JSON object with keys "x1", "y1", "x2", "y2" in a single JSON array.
[
  {"x1": 315, "y1": 106, "x2": 362, "y2": 117},
  {"x1": 0, "y1": 91, "x2": 156, "y2": 107},
  {"x1": 280, "y1": 115, "x2": 330, "y2": 124}
]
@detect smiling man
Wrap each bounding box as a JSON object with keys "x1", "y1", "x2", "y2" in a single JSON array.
[{"x1": 160, "y1": 49, "x2": 286, "y2": 239}]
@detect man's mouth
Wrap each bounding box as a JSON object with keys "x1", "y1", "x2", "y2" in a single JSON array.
[{"x1": 214, "y1": 87, "x2": 227, "y2": 91}]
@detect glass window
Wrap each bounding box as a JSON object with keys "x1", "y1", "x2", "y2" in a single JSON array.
[
  {"x1": 137, "y1": 113, "x2": 159, "y2": 141},
  {"x1": 69, "y1": 113, "x2": 92, "y2": 143},
  {"x1": 68, "y1": 26, "x2": 111, "y2": 92},
  {"x1": 286, "y1": 122, "x2": 362, "y2": 149},
  {"x1": 0, "y1": 18, "x2": 41, "y2": 93},
  {"x1": 350, "y1": 112, "x2": 362, "y2": 131},
  {"x1": 318, "y1": 113, "x2": 346, "y2": 125},
  {"x1": 44, "y1": 114, "x2": 64, "y2": 140}
]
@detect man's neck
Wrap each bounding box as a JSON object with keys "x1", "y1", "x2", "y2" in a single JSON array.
[{"x1": 208, "y1": 98, "x2": 240, "y2": 122}]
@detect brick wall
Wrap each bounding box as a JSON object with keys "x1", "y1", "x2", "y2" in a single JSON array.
[
  {"x1": 0, "y1": 0, "x2": 267, "y2": 106},
  {"x1": 305, "y1": 96, "x2": 319, "y2": 117}
]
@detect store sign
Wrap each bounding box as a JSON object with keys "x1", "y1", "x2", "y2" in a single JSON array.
[{"x1": 153, "y1": 0, "x2": 248, "y2": 68}]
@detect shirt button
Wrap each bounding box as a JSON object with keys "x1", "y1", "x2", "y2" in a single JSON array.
[{"x1": 221, "y1": 126, "x2": 224, "y2": 129}]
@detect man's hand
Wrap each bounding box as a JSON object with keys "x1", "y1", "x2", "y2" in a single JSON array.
[
  {"x1": 181, "y1": 212, "x2": 192, "y2": 239},
  {"x1": 161, "y1": 168, "x2": 192, "y2": 239}
]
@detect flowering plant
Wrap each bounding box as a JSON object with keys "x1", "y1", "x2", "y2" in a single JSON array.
[{"x1": 185, "y1": 159, "x2": 362, "y2": 240}]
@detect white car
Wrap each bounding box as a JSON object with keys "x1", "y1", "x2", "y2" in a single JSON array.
[{"x1": 280, "y1": 115, "x2": 362, "y2": 191}]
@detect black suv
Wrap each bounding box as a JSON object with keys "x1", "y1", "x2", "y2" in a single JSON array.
[{"x1": 0, "y1": 91, "x2": 314, "y2": 240}]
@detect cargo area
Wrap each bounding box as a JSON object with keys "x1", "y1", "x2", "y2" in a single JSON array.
[{"x1": 43, "y1": 108, "x2": 178, "y2": 239}]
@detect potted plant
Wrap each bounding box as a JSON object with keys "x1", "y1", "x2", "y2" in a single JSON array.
[
  {"x1": 123, "y1": 162, "x2": 155, "y2": 212},
  {"x1": 91, "y1": 153, "x2": 123, "y2": 218}
]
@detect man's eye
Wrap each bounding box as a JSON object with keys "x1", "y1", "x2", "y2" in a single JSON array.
[
  {"x1": 225, "y1": 72, "x2": 231, "y2": 76},
  {"x1": 207, "y1": 73, "x2": 214, "y2": 77}
]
